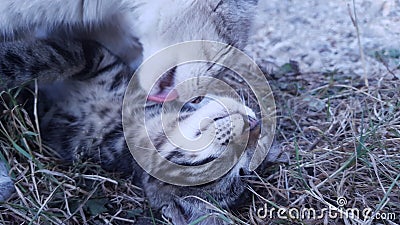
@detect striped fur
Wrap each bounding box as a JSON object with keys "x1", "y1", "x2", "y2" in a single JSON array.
[
  {"x1": 0, "y1": 0, "x2": 258, "y2": 100},
  {"x1": 0, "y1": 39, "x2": 260, "y2": 224}
]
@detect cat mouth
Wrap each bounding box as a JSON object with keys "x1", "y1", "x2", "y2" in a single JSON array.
[
  {"x1": 147, "y1": 88, "x2": 178, "y2": 102},
  {"x1": 147, "y1": 67, "x2": 179, "y2": 103},
  {"x1": 213, "y1": 114, "x2": 260, "y2": 130}
]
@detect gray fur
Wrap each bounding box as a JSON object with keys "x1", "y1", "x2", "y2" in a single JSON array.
[
  {"x1": 0, "y1": 0, "x2": 258, "y2": 97},
  {"x1": 0, "y1": 1, "x2": 261, "y2": 222}
]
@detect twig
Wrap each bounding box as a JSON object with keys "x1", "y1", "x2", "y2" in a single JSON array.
[{"x1": 347, "y1": 0, "x2": 369, "y2": 87}]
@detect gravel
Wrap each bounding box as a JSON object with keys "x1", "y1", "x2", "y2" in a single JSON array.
[{"x1": 247, "y1": 0, "x2": 400, "y2": 79}]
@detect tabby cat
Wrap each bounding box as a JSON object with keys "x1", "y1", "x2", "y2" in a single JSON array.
[
  {"x1": 0, "y1": 39, "x2": 262, "y2": 224},
  {"x1": 0, "y1": 0, "x2": 258, "y2": 102}
]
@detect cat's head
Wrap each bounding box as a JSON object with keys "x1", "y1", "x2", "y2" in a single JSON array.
[
  {"x1": 132, "y1": 0, "x2": 259, "y2": 103},
  {"x1": 140, "y1": 93, "x2": 261, "y2": 224},
  {"x1": 152, "y1": 94, "x2": 260, "y2": 169}
]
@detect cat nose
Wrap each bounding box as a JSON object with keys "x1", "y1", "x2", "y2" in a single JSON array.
[{"x1": 147, "y1": 67, "x2": 179, "y2": 103}]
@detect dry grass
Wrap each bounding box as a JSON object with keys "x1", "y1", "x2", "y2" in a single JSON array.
[
  {"x1": 0, "y1": 89, "x2": 151, "y2": 224},
  {"x1": 247, "y1": 65, "x2": 400, "y2": 224},
  {"x1": 1, "y1": 63, "x2": 399, "y2": 224}
]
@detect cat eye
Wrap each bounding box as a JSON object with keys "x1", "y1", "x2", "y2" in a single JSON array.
[{"x1": 190, "y1": 96, "x2": 205, "y2": 104}]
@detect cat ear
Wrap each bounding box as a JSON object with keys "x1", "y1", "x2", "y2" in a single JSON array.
[
  {"x1": 162, "y1": 200, "x2": 229, "y2": 225},
  {"x1": 161, "y1": 202, "x2": 187, "y2": 225}
]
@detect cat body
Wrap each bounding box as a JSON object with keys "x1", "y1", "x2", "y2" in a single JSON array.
[
  {"x1": 0, "y1": 39, "x2": 261, "y2": 224},
  {"x1": 0, "y1": 0, "x2": 258, "y2": 102},
  {"x1": 0, "y1": 1, "x2": 262, "y2": 222}
]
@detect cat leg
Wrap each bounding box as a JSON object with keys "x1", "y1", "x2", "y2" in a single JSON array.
[
  {"x1": 0, "y1": 39, "x2": 119, "y2": 90},
  {"x1": 0, "y1": 0, "x2": 140, "y2": 67},
  {"x1": 0, "y1": 0, "x2": 128, "y2": 36}
]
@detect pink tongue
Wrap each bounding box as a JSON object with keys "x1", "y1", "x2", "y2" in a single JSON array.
[{"x1": 147, "y1": 89, "x2": 179, "y2": 103}]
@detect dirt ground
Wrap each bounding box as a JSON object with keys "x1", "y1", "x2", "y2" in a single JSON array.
[
  {"x1": 248, "y1": 0, "x2": 399, "y2": 78},
  {"x1": 244, "y1": 1, "x2": 400, "y2": 224}
]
